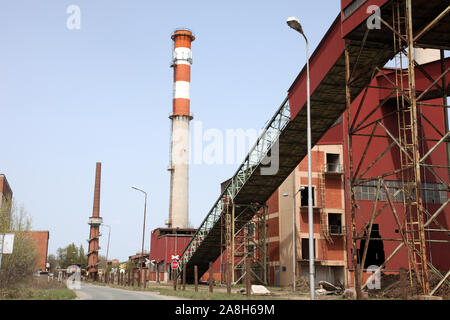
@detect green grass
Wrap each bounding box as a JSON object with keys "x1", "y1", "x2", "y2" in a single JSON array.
[
  {"x1": 0, "y1": 279, "x2": 77, "y2": 300},
  {"x1": 89, "y1": 281, "x2": 309, "y2": 300},
  {"x1": 26, "y1": 287, "x2": 77, "y2": 300}
]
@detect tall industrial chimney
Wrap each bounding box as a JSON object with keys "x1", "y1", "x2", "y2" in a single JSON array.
[
  {"x1": 87, "y1": 162, "x2": 103, "y2": 280},
  {"x1": 168, "y1": 29, "x2": 195, "y2": 229}
]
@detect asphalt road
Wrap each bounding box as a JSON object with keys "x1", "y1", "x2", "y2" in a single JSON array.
[{"x1": 74, "y1": 283, "x2": 184, "y2": 300}]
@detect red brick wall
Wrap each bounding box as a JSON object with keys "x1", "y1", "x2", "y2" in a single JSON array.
[
  {"x1": 267, "y1": 216, "x2": 279, "y2": 238},
  {"x1": 266, "y1": 190, "x2": 278, "y2": 214},
  {"x1": 324, "y1": 178, "x2": 343, "y2": 208},
  {"x1": 23, "y1": 231, "x2": 49, "y2": 272},
  {"x1": 299, "y1": 210, "x2": 321, "y2": 234},
  {"x1": 298, "y1": 151, "x2": 325, "y2": 172},
  {"x1": 268, "y1": 241, "x2": 279, "y2": 262}
]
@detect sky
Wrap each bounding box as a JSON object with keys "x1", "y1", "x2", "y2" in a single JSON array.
[{"x1": 1, "y1": 1, "x2": 347, "y2": 261}]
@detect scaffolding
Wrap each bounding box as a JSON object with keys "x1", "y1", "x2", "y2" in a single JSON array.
[
  {"x1": 319, "y1": 165, "x2": 333, "y2": 244},
  {"x1": 345, "y1": 0, "x2": 450, "y2": 298},
  {"x1": 221, "y1": 203, "x2": 268, "y2": 286}
]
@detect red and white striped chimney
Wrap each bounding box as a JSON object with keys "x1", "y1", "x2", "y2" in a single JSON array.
[{"x1": 168, "y1": 29, "x2": 195, "y2": 228}]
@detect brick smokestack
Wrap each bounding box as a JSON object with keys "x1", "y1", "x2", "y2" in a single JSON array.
[
  {"x1": 92, "y1": 162, "x2": 101, "y2": 218},
  {"x1": 87, "y1": 162, "x2": 103, "y2": 280},
  {"x1": 168, "y1": 29, "x2": 194, "y2": 228}
]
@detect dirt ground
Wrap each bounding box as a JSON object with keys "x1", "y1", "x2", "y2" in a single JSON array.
[{"x1": 368, "y1": 271, "x2": 449, "y2": 299}]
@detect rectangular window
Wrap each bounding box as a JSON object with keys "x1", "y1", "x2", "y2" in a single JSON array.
[
  {"x1": 301, "y1": 187, "x2": 315, "y2": 207},
  {"x1": 301, "y1": 238, "x2": 316, "y2": 260},
  {"x1": 328, "y1": 213, "x2": 342, "y2": 234},
  {"x1": 343, "y1": 0, "x2": 368, "y2": 19},
  {"x1": 247, "y1": 224, "x2": 255, "y2": 236},
  {"x1": 326, "y1": 153, "x2": 340, "y2": 173},
  {"x1": 248, "y1": 245, "x2": 255, "y2": 258},
  {"x1": 354, "y1": 180, "x2": 447, "y2": 204}
]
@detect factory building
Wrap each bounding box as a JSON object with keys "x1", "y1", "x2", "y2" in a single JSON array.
[
  {"x1": 152, "y1": 2, "x2": 449, "y2": 295},
  {"x1": 265, "y1": 50, "x2": 449, "y2": 287},
  {"x1": 148, "y1": 228, "x2": 196, "y2": 283},
  {"x1": 0, "y1": 175, "x2": 50, "y2": 274},
  {"x1": 169, "y1": 50, "x2": 449, "y2": 289},
  {"x1": 23, "y1": 231, "x2": 50, "y2": 273},
  {"x1": 265, "y1": 120, "x2": 347, "y2": 286}
]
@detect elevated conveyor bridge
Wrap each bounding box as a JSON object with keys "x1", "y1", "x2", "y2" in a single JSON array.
[{"x1": 179, "y1": 0, "x2": 450, "y2": 286}]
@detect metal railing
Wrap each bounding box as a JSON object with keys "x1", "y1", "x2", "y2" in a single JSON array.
[
  {"x1": 329, "y1": 225, "x2": 343, "y2": 234},
  {"x1": 325, "y1": 163, "x2": 342, "y2": 173},
  {"x1": 179, "y1": 98, "x2": 291, "y2": 272}
]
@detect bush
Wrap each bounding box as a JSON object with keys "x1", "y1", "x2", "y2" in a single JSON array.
[{"x1": 0, "y1": 202, "x2": 38, "y2": 288}]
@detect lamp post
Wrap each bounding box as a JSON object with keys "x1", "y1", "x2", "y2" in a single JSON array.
[
  {"x1": 283, "y1": 187, "x2": 303, "y2": 292},
  {"x1": 131, "y1": 186, "x2": 147, "y2": 287},
  {"x1": 287, "y1": 16, "x2": 315, "y2": 300}
]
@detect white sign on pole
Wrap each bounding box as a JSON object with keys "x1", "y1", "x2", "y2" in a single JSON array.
[{"x1": 0, "y1": 233, "x2": 14, "y2": 254}]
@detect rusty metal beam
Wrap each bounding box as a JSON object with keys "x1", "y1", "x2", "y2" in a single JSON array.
[
  {"x1": 420, "y1": 132, "x2": 450, "y2": 163},
  {"x1": 346, "y1": 40, "x2": 362, "y2": 300},
  {"x1": 430, "y1": 270, "x2": 450, "y2": 296},
  {"x1": 413, "y1": 5, "x2": 450, "y2": 43},
  {"x1": 353, "y1": 123, "x2": 379, "y2": 183},
  {"x1": 417, "y1": 68, "x2": 450, "y2": 101},
  {"x1": 359, "y1": 179, "x2": 382, "y2": 282}
]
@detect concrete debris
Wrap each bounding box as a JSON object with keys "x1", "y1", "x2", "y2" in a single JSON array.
[
  {"x1": 369, "y1": 271, "x2": 449, "y2": 300},
  {"x1": 295, "y1": 276, "x2": 310, "y2": 291},
  {"x1": 315, "y1": 288, "x2": 328, "y2": 296},
  {"x1": 343, "y1": 288, "x2": 356, "y2": 300},
  {"x1": 318, "y1": 281, "x2": 343, "y2": 294},
  {"x1": 238, "y1": 285, "x2": 272, "y2": 296},
  {"x1": 343, "y1": 288, "x2": 369, "y2": 299},
  {"x1": 251, "y1": 285, "x2": 271, "y2": 296}
]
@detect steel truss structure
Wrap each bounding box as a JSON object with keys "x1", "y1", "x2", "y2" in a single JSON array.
[
  {"x1": 220, "y1": 203, "x2": 267, "y2": 286},
  {"x1": 345, "y1": 0, "x2": 450, "y2": 298},
  {"x1": 178, "y1": 99, "x2": 290, "y2": 281}
]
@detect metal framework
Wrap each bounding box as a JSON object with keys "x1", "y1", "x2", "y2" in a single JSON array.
[
  {"x1": 220, "y1": 203, "x2": 267, "y2": 285},
  {"x1": 346, "y1": 0, "x2": 450, "y2": 298},
  {"x1": 178, "y1": 99, "x2": 290, "y2": 278}
]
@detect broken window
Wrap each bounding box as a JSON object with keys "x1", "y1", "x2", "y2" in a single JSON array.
[
  {"x1": 300, "y1": 187, "x2": 315, "y2": 207},
  {"x1": 326, "y1": 153, "x2": 340, "y2": 172},
  {"x1": 247, "y1": 224, "x2": 255, "y2": 236},
  {"x1": 357, "y1": 224, "x2": 385, "y2": 268},
  {"x1": 328, "y1": 213, "x2": 342, "y2": 234},
  {"x1": 301, "y1": 238, "x2": 316, "y2": 260},
  {"x1": 248, "y1": 245, "x2": 255, "y2": 258}
]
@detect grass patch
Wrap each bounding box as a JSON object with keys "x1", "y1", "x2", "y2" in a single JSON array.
[
  {"x1": 0, "y1": 279, "x2": 76, "y2": 300},
  {"x1": 89, "y1": 281, "x2": 308, "y2": 300}
]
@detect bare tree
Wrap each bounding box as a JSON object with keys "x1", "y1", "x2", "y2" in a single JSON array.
[{"x1": 0, "y1": 200, "x2": 37, "y2": 288}]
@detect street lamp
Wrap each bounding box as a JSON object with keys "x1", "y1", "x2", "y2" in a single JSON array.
[
  {"x1": 287, "y1": 16, "x2": 315, "y2": 300},
  {"x1": 283, "y1": 187, "x2": 303, "y2": 292},
  {"x1": 131, "y1": 186, "x2": 148, "y2": 287}
]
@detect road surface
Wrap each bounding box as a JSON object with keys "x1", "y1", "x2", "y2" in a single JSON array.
[{"x1": 74, "y1": 283, "x2": 184, "y2": 300}]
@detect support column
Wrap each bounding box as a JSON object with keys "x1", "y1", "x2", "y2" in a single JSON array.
[
  {"x1": 441, "y1": 49, "x2": 450, "y2": 181},
  {"x1": 345, "y1": 41, "x2": 362, "y2": 300},
  {"x1": 406, "y1": 0, "x2": 430, "y2": 295}
]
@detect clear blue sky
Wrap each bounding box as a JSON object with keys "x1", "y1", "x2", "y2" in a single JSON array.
[{"x1": 0, "y1": 1, "x2": 342, "y2": 261}]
